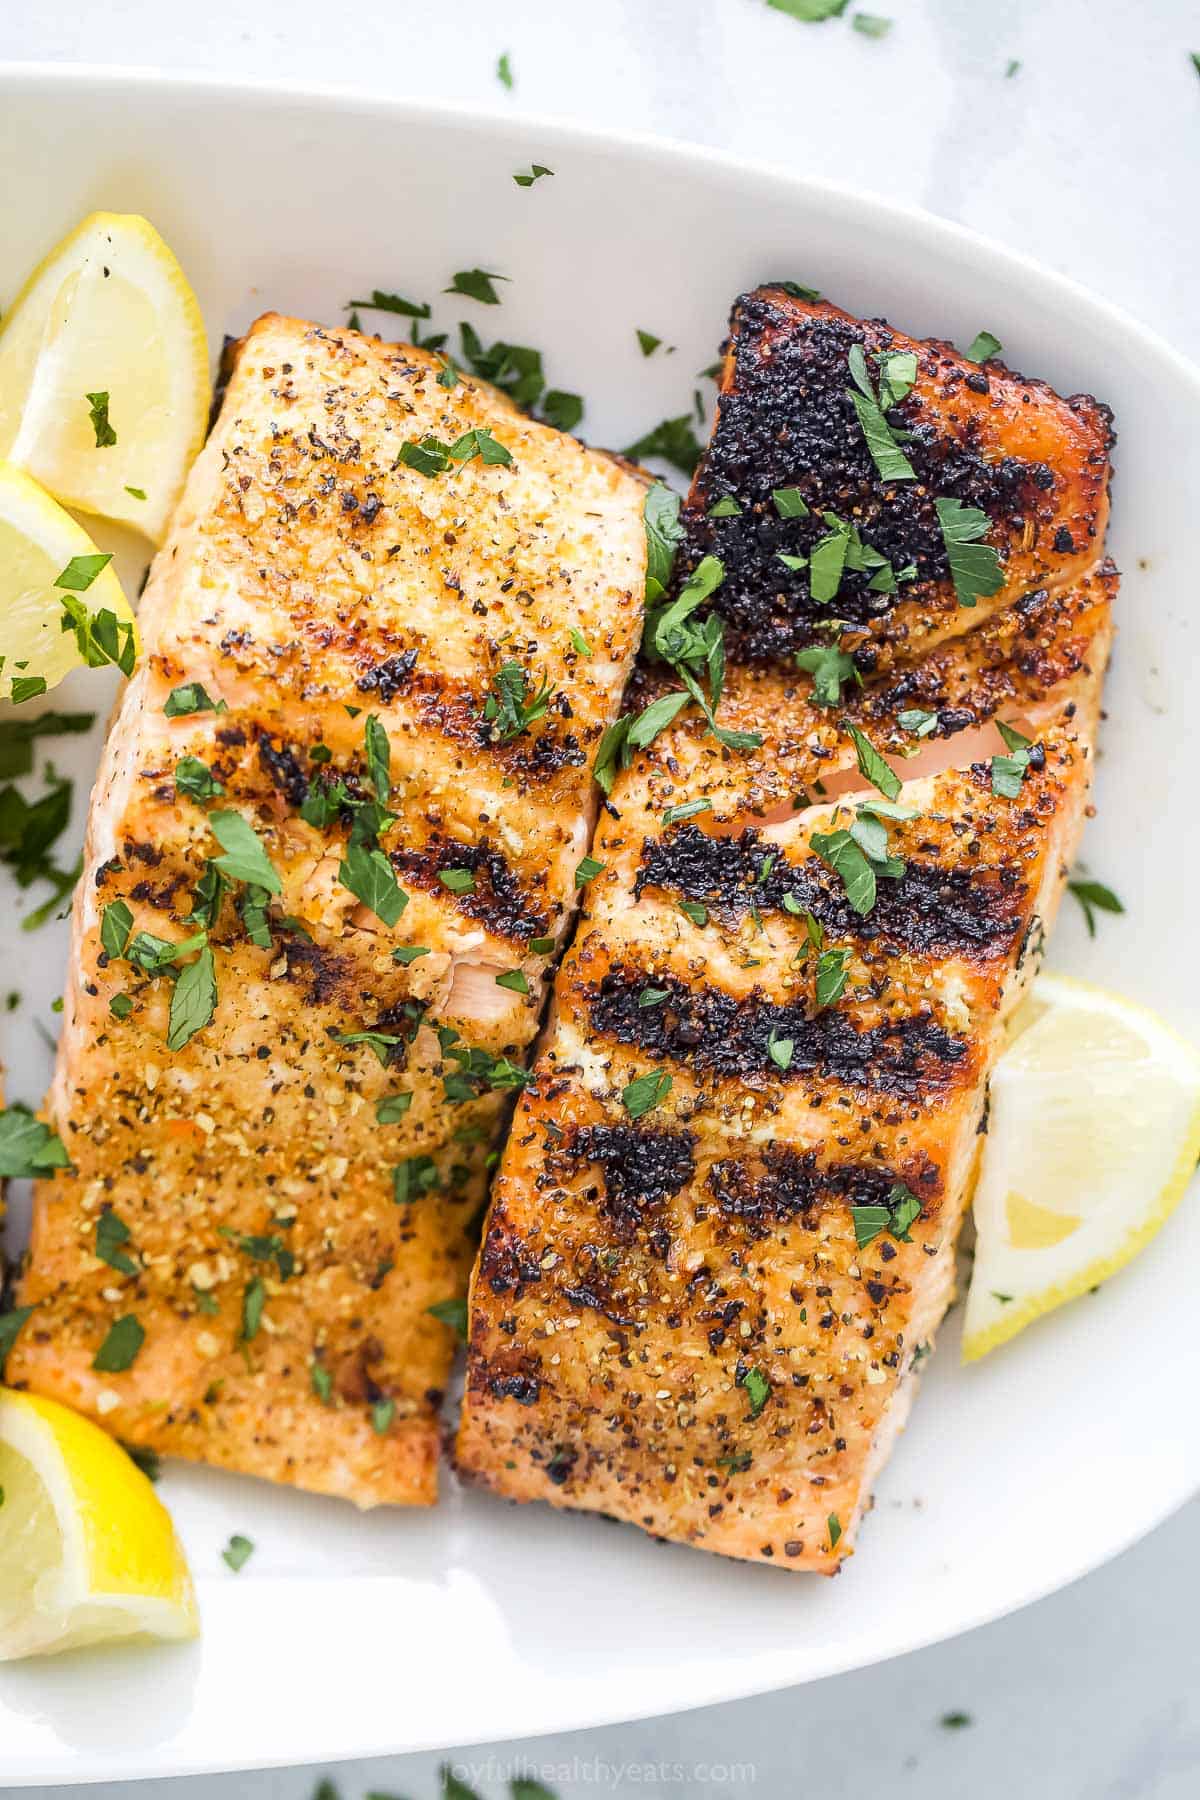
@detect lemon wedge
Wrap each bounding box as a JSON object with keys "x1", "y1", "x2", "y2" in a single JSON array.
[
  {"x1": 0, "y1": 212, "x2": 209, "y2": 543},
  {"x1": 0, "y1": 460, "x2": 135, "y2": 700},
  {"x1": 963, "y1": 973, "x2": 1200, "y2": 1360},
  {"x1": 0, "y1": 1389, "x2": 197, "y2": 1660}
]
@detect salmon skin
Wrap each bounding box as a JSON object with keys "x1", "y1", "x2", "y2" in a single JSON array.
[
  {"x1": 9, "y1": 314, "x2": 647, "y2": 1506},
  {"x1": 457, "y1": 288, "x2": 1116, "y2": 1569}
]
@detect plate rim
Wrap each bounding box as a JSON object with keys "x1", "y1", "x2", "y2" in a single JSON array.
[{"x1": 1, "y1": 58, "x2": 1198, "y2": 1783}]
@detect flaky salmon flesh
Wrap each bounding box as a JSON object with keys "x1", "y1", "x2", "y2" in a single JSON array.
[
  {"x1": 455, "y1": 289, "x2": 1116, "y2": 1569},
  {"x1": 9, "y1": 315, "x2": 648, "y2": 1505}
]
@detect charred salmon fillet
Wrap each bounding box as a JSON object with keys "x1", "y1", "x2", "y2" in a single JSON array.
[
  {"x1": 9, "y1": 314, "x2": 647, "y2": 1505},
  {"x1": 457, "y1": 288, "x2": 1115, "y2": 1568}
]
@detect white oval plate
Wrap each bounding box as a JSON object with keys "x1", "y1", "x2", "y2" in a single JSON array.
[{"x1": 1, "y1": 63, "x2": 1197, "y2": 1789}]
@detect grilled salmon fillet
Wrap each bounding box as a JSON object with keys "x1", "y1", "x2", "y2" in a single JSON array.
[
  {"x1": 9, "y1": 314, "x2": 647, "y2": 1505},
  {"x1": 457, "y1": 288, "x2": 1116, "y2": 1567}
]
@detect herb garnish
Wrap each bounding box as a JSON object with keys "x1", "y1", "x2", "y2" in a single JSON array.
[
  {"x1": 845, "y1": 721, "x2": 902, "y2": 801},
  {"x1": 0, "y1": 1106, "x2": 70, "y2": 1178},
  {"x1": 708, "y1": 495, "x2": 741, "y2": 517},
  {"x1": 347, "y1": 291, "x2": 431, "y2": 319},
  {"x1": 965, "y1": 330, "x2": 1002, "y2": 363},
  {"x1": 935, "y1": 496, "x2": 1004, "y2": 607},
  {"x1": 846, "y1": 344, "x2": 916, "y2": 482},
  {"x1": 811, "y1": 809, "x2": 905, "y2": 916},
  {"x1": 339, "y1": 844, "x2": 407, "y2": 926},
  {"x1": 0, "y1": 1306, "x2": 34, "y2": 1377},
  {"x1": 174, "y1": 756, "x2": 224, "y2": 801},
  {"x1": 164, "y1": 682, "x2": 224, "y2": 717},
  {"x1": 773, "y1": 487, "x2": 809, "y2": 518},
  {"x1": 93, "y1": 1314, "x2": 144, "y2": 1373},
  {"x1": 898, "y1": 707, "x2": 938, "y2": 737},
  {"x1": 209, "y1": 812, "x2": 281, "y2": 893},
  {"x1": 575, "y1": 855, "x2": 605, "y2": 886},
  {"x1": 815, "y1": 946, "x2": 851, "y2": 1009},
  {"x1": 852, "y1": 12, "x2": 892, "y2": 36},
  {"x1": 482, "y1": 661, "x2": 554, "y2": 741},
  {"x1": 514, "y1": 164, "x2": 553, "y2": 187},
  {"x1": 851, "y1": 1182, "x2": 923, "y2": 1247},
  {"x1": 827, "y1": 1513, "x2": 842, "y2": 1548},
  {"x1": 394, "y1": 1156, "x2": 440, "y2": 1204},
  {"x1": 222, "y1": 1534, "x2": 255, "y2": 1573},
  {"x1": 990, "y1": 720, "x2": 1032, "y2": 798},
  {"x1": 96, "y1": 1207, "x2": 137, "y2": 1276},
  {"x1": 444, "y1": 269, "x2": 508, "y2": 305},
  {"x1": 767, "y1": 0, "x2": 847, "y2": 18},
  {"x1": 741, "y1": 1366, "x2": 770, "y2": 1418},
  {"x1": 86, "y1": 391, "x2": 117, "y2": 448},
  {"x1": 428, "y1": 1297, "x2": 469, "y2": 1340},
  {"x1": 495, "y1": 968, "x2": 529, "y2": 995},
  {"x1": 397, "y1": 427, "x2": 513, "y2": 475},
  {"x1": 496, "y1": 52, "x2": 514, "y2": 88},
  {"x1": 622, "y1": 415, "x2": 704, "y2": 478},
  {"x1": 794, "y1": 641, "x2": 861, "y2": 707},
  {"x1": 1067, "y1": 878, "x2": 1124, "y2": 937},
  {"x1": 621, "y1": 1068, "x2": 672, "y2": 1120},
  {"x1": 167, "y1": 945, "x2": 218, "y2": 1051}
]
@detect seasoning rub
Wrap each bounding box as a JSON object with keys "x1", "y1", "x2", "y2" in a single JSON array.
[
  {"x1": 9, "y1": 313, "x2": 646, "y2": 1505},
  {"x1": 457, "y1": 287, "x2": 1115, "y2": 1568}
]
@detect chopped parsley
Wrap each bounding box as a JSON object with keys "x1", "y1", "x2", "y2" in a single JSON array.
[
  {"x1": 621, "y1": 1068, "x2": 672, "y2": 1120},
  {"x1": 372, "y1": 1398, "x2": 396, "y2": 1434},
  {"x1": 10, "y1": 675, "x2": 46, "y2": 704},
  {"x1": 815, "y1": 946, "x2": 851, "y2": 1009},
  {"x1": 241, "y1": 1277, "x2": 266, "y2": 1341},
  {"x1": 0, "y1": 1106, "x2": 70, "y2": 1178},
  {"x1": 898, "y1": 707, "x2": 938, "y2": 737},
  {"x1": 941, "y1": 1711, "x2": 973, "y2": 1730},
  {"x1": 852, "y1": 12, "x2": 892, "y2": 36},
  {"x1": 851, "y1": 1182, "x2": 923, "y2": 1247},
  {"x1": 444, "y1": 268, "x2": 508, "y2": 305},
  {"x1": 331, "y1": 1027, "x2": 404, "y2": 1066},
  {"x1": 990, "y1": 720, "x2": 1032, "y2": 798},
  {"x1": 643, "y1": 482, "x2": 685, "y2": 602},
  {"x1": 375, "y1": 1091, "x2": 414, "y2": 1123},
  {"x1": 397, "y1": 427, "x2": 513, "y2": 475},
  {"x1": 766, "y1": 0, "x2": 847, "y2": 19},
  {"x1": 767, "y1": 1028, "x2": 794, "y2": 1072},
  {"x1": 845, "y1": 721, "x2": 901, "y2": 801},
  {"x1": 846, "y1": 344, "x2": 916, "y2": 482},
  {"x1": 221, "y1": 1534, "x2": 255, "y2": 1573},
  {"x1": 58, "y1": 585, "x2": 136, "y2": 677},
  {"x1": 339, "y1": 844, "x2": 407, "y2": 926},
  {"x1": 495, "y1": 968, "x2": 529, "y2": 995},
  {"x1": 164, "y1": 682, "x2": 224, "y2": 717},
  {"x1": 575, "y1": 855, "x2": 605, "y2": 886},
  {"x1": 1067, "y1": 878, "x2": 1124, "y2": 937},
  {"x1": 741, "y1": 1366, "x2": 770, "y2": 1417},
  {"x1": 93, "y1": 1313, "x2": 144, "y2": 1373},
  {"x1": 439, "y1": 868, "x2": 475, "y2": 894},
  {"x1": 0, "y1": 1305, "x2": 34, "y2": 1378},
  {"x1": 568, "y1": 628, "x2": 592, "y2": 658},
  {"x1": 209, "y1": 811, "x2": 281, "y2": 893},
  {"x1": 85, "y1": 390, "x2": 117, "y2": 448},
  {"x1": 965, "y1": 330, "x2": 1002, "y2": 363},
  {"x1": 811, "y1": 809, "x2": 905, "y2": 916},
  {"x1": 622, "y1": 414, "x2": 704, "y2": 478},
  {"x1": 311, "y1": 1362, "x2": 333, "y2": 1404},
  {"x1": 392, "y1": 944, "x2": 430, "y2": 965},
  {"x1": 496, "y1": 52, "x2": 514, "y2": 88},
  {"x1": 125, "y1": 485, "x2": 147, "y2": 501},
  {"x1": 166, "y1": 945, "x2": 218, "y2": 1051},
  {"x1": 96, "y1": 1207, "x2": 137, "y2": 1276},
  {"x1": 773, "y1": 486, "x2": 809, "y2": 518},
  {"x1": 428, "y1": 1296, "x2": 469, "y2": 1339},
  {"x1": 347, "y1": 290, "x2": 431, "y2": 319},
  {"x1": 514, "y1": 164, "x2": 553, "y2": 186},
  {"x1": 794, "y1": 642, "x2": 860, "y2": 707},
  {"x1": 827, "y1": 1513, "x2": 842, "y2": 1549},
  {"x1": 708, "y1": 495, "x2": 742, "y2": 517},
  {"x1": 482, "y1": 661, "x2": 554, "y2": 741},
  {"x1": 365, "y1": 715, "x2": 391, "y2": 803},
  {"x1": 174, "y1": 756, "x2": 224, "y2": 801},
  {"x1": 679, "y1": 899, "x2": 708, "y2": 927},
  {"x1": 935, "y1": 496, "x2": 1004, "y2": 608},
  {"x1": 637, "y1": 330, "x2": 663, "y2": 357},
  {"x1": 529, "y1": 935, "x2": 555, "y2": 955},
  {"x1": 663, "y1": 798, "x2": 712, "y2": 826}
]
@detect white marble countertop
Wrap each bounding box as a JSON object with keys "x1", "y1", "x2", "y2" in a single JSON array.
[{"x1": 3, "y1": 2, "x2": 1199, "y2": 1796}]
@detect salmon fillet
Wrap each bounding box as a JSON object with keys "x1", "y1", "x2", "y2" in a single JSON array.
[
  {"x1": 457, "y1": 289, "x2": 1116, "y2": 1568},
  {"x1": 9, "y1": 314, "x2": 647, "y2": 1505}
]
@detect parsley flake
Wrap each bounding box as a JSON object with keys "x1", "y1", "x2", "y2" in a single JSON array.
[
  {"x1": 209, "y1": 812, "x2": 281, "y2": 893},
  {"x1": 93, "y1": 1314, "x2": 144, "y2": 1373},
  {"x1": 85, "y1": 390, "x2": 117, "y2": 447},
  {"x1": 621, "y1": 1068, "x2": 672, "y2": 1120},
  {"x1": 222, "y1": 1534, "x2": 255, "y2": 1573},
  {"x1": 444, "y1": 268, "x2": 508, "y2": 305},
  {"x1": 339, "y1": 844, "x2": 407, "y2": 926},
  {"x1": 96, "y1": 1207, "x2": 137, "y2": 1276},
  {"x1": 966, "y1": 330, "x2": 1002, "y2": 363},
  {"x1": 741, "y1": 1366, "x2": 771, "y2": 1417},
  {"x1": 514, "y1": 164, "x2": 553, "y2": 186},
  {"x1": 0, "y1": 1107, "x2": 70, "y2": 1178},
  {"x1": 795, "y1": 642, "x2": 861, "y2": 707},
  {"x1": 935, "y1": 496, "x2": 1004, "y2": 607},
  {"x1": 428, "y1": 1296, "x2": 469, "y2": 1340},
  {"x1": 575, "y1": 855, "x2": 605, "y2": 886},
  {"x1": 483, "y1": 661, "x2": 554, "y2": 741},
  {"x1": 990, "y1": 720, "x2": 1032, "y2": 798},
  {"x1": 1067, "y1": 878, "x2": 1124, "y2": 937}
]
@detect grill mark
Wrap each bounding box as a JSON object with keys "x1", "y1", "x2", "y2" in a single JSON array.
[
  {"x1": 355, "y1": 656, "x2": 587, "y2": 781},
  {"x1": 635, "y1": 824, "x2": 1024, "y2": 960},
  {"x1": 568, "y1": 1123, "x2": 697, "y2": 1237},
  {"x1": 390, "y1": 836, "x2": 550, "y2": 944},
  {"x1": 256, "y1": 733, "x2": 311, "y2": 807},
  {"x1": 705, "y1": 1145, "x2": 939, "y2": 1240},
  {"x1": 588, "y1": 965, "x2": 969, "y2": 1098},
  {"x1": 681, "y1": 291, "x2": 1075, "y2": 662}
]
